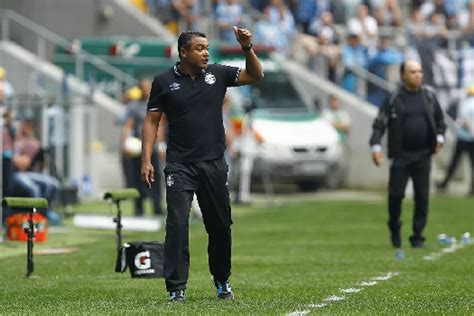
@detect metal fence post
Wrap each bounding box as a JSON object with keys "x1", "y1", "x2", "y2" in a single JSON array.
[{"x1": 75, "y1": 54, "x2": 84, "y2": 82}]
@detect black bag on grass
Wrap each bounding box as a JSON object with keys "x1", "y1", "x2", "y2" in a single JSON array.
[{"x1": 115, "y1": 241, "x2": 164, "y2": 278}]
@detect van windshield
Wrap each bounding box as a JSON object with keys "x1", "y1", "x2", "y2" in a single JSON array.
[{"x1": 246, "y1": 72, "x2": 310, "y2": 113}]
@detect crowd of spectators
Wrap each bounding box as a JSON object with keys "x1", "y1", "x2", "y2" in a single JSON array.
[
  {"x1": 1, "y1": 69, "x2": 61, "y2": 224},
  {"x1": 132, "y1": 0, "x2": 474, "y2": 107}
]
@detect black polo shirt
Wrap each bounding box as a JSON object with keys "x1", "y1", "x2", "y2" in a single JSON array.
[
  {"x1": 147, "y1": 62, "x2": 241, "y2": 163},
  {"x1": 400, "y1": 89, "x2": 432, "y2": 152}
]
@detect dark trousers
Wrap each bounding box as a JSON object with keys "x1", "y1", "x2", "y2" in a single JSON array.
[
  {"x1": 439, "y1": 139, "x2": 474, "y2": 194},
  {"x1": 163, "y1": 157, "x2": 232, "y2": 292},
  {"x1": 388, "y1": 152, "x2": 431, "y2": 240}
]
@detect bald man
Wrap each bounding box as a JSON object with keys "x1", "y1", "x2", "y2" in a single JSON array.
[{"x1": 369, "y1": 60, "x2": 446, "y2": 251}]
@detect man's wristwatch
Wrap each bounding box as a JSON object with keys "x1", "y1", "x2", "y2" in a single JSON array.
[{"x1": 242, "y1": 43, "x2": 253, "y2": 51}]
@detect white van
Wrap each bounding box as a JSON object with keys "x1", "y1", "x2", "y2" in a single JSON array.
[{"x1": 226, "y1": 66, "x2": 344, "y2": 190}]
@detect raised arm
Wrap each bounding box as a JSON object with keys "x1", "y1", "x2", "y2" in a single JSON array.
[{"x1": 233, "y1": 26, "x2": 264, "y2": 85}]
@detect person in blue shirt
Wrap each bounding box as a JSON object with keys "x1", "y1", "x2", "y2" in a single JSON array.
[
  {"x1": 367, "y1": 35, "x2": 404, "y2": 107},
  {"x1": 342, "y1": 33, "x2": 368, "y2": 94}
]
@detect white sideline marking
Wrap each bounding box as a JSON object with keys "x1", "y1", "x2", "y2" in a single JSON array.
[
  {"x1": 373, "y1": 276, "x2": 390, "y2": 281},
  {"x1": 442, "y1": 247, "x2": 456, "y2": 253},
  {"x1": 373, "y1": 272, "x2": 398, "y2": 281},
  {"x1": 287, "y1": 242, "x2": 471, "y2": 315},
  {"x1": 341, "y1": 288, "x2": 362, "y2": 293},
  {"x1": 325, "y1": 295, "x2": 346, "y2": 302},
  {"x1": 423, "y1": 242, "x2": 470, "y2": 261},
  {"x1": 307, "y1": 303, "x2": 327, "y2": 308},
  {"x1": 423, "y1": 253, "x2": 442, "y2": 261},
  {"x1": 287, "y1": 272, "x2": 399, "y2": 315},
  {"x1": 287, "y1": 311, "x2": 310, "y2": 316}
]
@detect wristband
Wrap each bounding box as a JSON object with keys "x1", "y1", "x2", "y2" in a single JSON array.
[
  {"x1": 158, "y1": 142, "x2": 167, "y2": 151},
  {"x1": 242, "y1": 43, "x2": 253, "y2": 51}
]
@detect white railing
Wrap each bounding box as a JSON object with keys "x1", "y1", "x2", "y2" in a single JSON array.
[{"x1": 0, "y1": 9, "x2": 138, "y2": 89}]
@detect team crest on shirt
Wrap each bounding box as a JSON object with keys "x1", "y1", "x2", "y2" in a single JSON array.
[
  {"x1": 166, "y1": 174, "x2": 174, "y2": 187},
  {"x1": 169, "y1": 82, "x2": 180, "y2": 91},
  {"x1": 204, "y1": 73, "x2": 216, "y2": 85}
]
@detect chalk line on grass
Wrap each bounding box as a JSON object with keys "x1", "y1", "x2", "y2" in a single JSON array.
[
  {"x1": 325, "y1": 295, "x2": 346, "y2": 302},
  {"x1": 340, "y1": 288, "x2": 362, "y2": 294},
  {"x1": 307, "y1": 303, "x2": 327, "y2": 308},
  {"x1": 442, "y1": 247, "x2": 456, "y2": 253},
  {"x1": 287, "y1": 311, "x2": 310, "y2": 316},
  {"x1": 423, "y1": 242, "x2": 471, "y2": 261},
  {"x1": 372, "y1": 272, "x2": 399, "y2": 281},
  {"x1": 287, "y1": 272, "x2": 400, "y2": 315},
  {"x1": 287, "y1": 241, "x2": 471, "y2": 314}
]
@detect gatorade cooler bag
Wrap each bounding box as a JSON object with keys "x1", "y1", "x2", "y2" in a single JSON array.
[
  {"x1": 115, "y1": 241, "x2": 164, "y2": 278},
  {"x1": 6, "y1": 212, "x2": 48, "y2": 242}
]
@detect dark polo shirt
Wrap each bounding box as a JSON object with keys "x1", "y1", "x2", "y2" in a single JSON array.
[
  {"x1": 400, "y1": 88, "x2": 433, "y2": 152},
  {"x1": 147, "y1": 63, "x2": 241, "y2": 163}
]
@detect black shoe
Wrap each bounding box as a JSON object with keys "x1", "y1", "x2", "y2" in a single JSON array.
[
  {"x1": 214, "y1": 279, "x2": 234, "y2": 300},
  {"x1": 409, "y1": 236, "x2": 425, "y2": 248},
  {"x1": 169, "y1": 289, "x2": 185, "y2": 302},
  {"x1": 390, "y1": 230, "x2": 401, "y2": 248}
]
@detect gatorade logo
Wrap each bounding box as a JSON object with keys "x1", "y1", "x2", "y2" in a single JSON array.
[{"x1": 134, "y1": 251, "x2": 151, "y2": 270}]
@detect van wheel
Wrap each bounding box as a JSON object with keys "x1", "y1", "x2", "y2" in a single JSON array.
[
  {"x1": 325, "y1": 164, "x2": 344, "y2": 189},
  {"x1": 296, "y1": 180, "x2": 320, "y2": 192}
]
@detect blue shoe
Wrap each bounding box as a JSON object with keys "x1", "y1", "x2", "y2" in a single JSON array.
[
  {"x1": 46, "y1": 210, "x2": 62, "y2": 226},
  {"x1": 214, "y1": 279, "x2": 234, "y2": 300},
  {"x1": 169, "y1": 289, "x2": 185, "y2": 302},
  {"x1": 395, "y1": 248, "x2": 405, "y2": 260}
]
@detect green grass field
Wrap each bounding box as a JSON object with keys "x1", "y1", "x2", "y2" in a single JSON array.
[{"x1": 0, "y1": 195, "x2": 473, "y2": 314}]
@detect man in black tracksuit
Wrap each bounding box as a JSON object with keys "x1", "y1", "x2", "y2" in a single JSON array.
[
  {"x1": 369, "y1": 60, "x2": 446, "y2": 249},
  {"x1": 141, "y1": 29, "x2": 263, "y2": 302}
]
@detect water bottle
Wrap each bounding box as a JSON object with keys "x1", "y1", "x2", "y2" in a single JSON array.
[
  {"x1": 437, "y1": 233, "x2": 449, "y2": 245},
  {"x1": 82, "y1": 175, "x2": 91, "y2": 197},
  {"x1": 395, "y1": 248, "x2": 405, "y2": 260},
  {"x1": 461, "y1": 232, "x2": 471, "y2": 245},
  {"x1": 447, "y1": 236, "x2": 457, "y2": 245}
]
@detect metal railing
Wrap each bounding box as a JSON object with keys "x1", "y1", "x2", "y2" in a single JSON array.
[
  {"x1": 54, "y1": 54, "x2": 173, "y2": 67},
  {"x1": 0, "y1": 9, "x2": 138, "y2": 88},
  {"x1": 344, "y1": 63, "x2": 398, "y2": 93}
]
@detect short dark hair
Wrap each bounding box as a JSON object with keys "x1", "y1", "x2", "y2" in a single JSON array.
[
  {"x1": 400, "y1": 61, "x2": 406, "y2": 77},
  {"x1": 347, "y1": 33, "x2": 359, "y2": 40},
  {"x1": 177, "y1": 31, "x2": 207, "y2": 57},
  {"x1": 328, "y1": 94, "x2": 337, "y2": 101}
]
